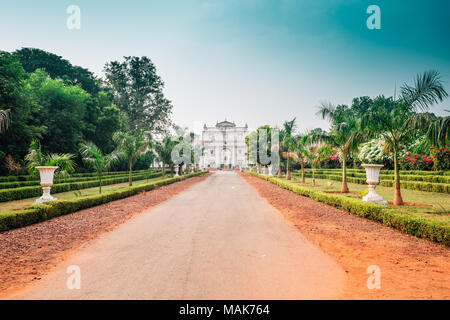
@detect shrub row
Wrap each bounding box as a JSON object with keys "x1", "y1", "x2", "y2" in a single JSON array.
[
  {"x1": 0, "y1": 169, "x2": 154, "y2": 183},
  {"x1": 0, "y1": 172, "x2": 163, "y2": 202},
  {"x1": 0, "y1": 173, "x2": 132, "y2": 190},
  {"x1": 247, "y1": 171, "x2": 450, "y2": 246},
  {"x1": 299, "y1": 168, "x2": 449, "y2": 176},
  {"x1": 0, "y1": 171, "x2": 207, "y2": 232},
  {"x1": 293, "y1": 172, "x2": 450, "y2": 194}
]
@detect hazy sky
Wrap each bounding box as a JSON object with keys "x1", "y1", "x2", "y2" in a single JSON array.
[{"x1": 1, "y1": 0, "x2": 449, "y2": 133}]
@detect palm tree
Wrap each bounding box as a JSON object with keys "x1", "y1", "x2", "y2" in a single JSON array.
[
  {"x1": 361, "y1": 70, "x2": 448, "y2": 205},
  {"x1": 79, "y1": 142, "x2": 120, "y2": 193},
  {"x1": 0, "y1": 109, "x2": 10, "y2": 134},
  {"x1": 408, "y1": 112, "x2": 449, "y2": 149},
  {"x1": 113, "y1": 130, "x2": 153, "y2": 186},
  {"x1": 282, "y1": 118, "x2": 297, "y2": 180},
  {"x1": 316, "y1": 103, "x2": 366, "y2": 193},
  {"x1": 155, "y1": 136, "x2": 175, "y2": 178},
  {"x1": 294, "y1": 135, "x2": 309, "y2": 183},
  {"x1": 25, "y1": 140, "x2": 75, "y2": 181}
]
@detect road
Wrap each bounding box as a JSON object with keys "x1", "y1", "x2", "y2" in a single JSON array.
[{"x1": 14, "y1": 171, "x2": 346, "y2": 299}]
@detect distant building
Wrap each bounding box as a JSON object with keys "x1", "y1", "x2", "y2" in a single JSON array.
[{"x1": 201, "y1": 120, "x2": 249, "y2": 169}]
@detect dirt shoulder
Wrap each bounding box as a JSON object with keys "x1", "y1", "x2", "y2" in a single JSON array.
[
  {"x1": 240, "y1": 172, "x2": 450, "y2": 300},
  {"x1": 0, "y1": 173, "x2": 211, "y2": 299}
]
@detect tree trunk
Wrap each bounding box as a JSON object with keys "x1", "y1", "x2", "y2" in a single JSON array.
[
  {"x1": 393, "y1": 148, "x2": 404, "y2": 205},
  {"x1": 162, "y1": 162, "x2": 165, "y2": 179},
  {"x1": 286, "y1": 158, "x2": 291, "y2": 180},
  {"x1": 128, "y1": 159, "x2": 133, "y2": 186},
  {"x1": 341, "y1": 153, "x2": 349, "y2": 193},
  {"x1": 312, "y1": 166, "x2": 315, "y2": 186},
  {"x1": 277, "y1": 153, "x2": 281, "y2": 178},
  {"x1": 300, "y1": 158, "x2": 305, "y2": 183}
]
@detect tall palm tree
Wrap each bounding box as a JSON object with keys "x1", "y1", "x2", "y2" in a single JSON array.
[
  {"x1": 79, "y1": 142, "x2": 120, "y2": 193},
  {"x1": 282, "y1": 118, "x2": 297, "y2": 180},
  {"x1": 316, "y1": 103, "x2": 366, "y2": 193},
  {"x1": 361, "y1": 70, "x2": 448, "y2": 205},
  {"x1": 155, "y1": 136, "x2": 175, "y2": 178},
  {"x1": 113, "y1": 130, "x2": 153, "y2": 186}
]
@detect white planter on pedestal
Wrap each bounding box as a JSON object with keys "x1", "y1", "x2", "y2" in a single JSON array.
[
  {"x1": 35, "y1": 166, "x2": 59, "y2": 204},
  {"x1": 362, "y1": 164, "x2": 387, "y2": 206}
]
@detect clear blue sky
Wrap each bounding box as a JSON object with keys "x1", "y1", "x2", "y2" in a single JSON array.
[{"x1": 1, "y1": 0, "x2": 449, "y2": 133}]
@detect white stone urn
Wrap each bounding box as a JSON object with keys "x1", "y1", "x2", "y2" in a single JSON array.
[
  {"x1": 35, "y1": 166, "x2": 59, "y2": 204},
  {"x1": 362, "y1": 164, "x2": 387, "y2": 206}
]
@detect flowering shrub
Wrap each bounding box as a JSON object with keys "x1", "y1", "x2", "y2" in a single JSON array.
[
  {"x1": 331, "y1": 154, "x2": 339, "y2": 162},
  {"x1": 358, "y1": 139, "x2": 390, "y2": 164},
  {"x1": 430, "y1": 146, "x2": 450, "y2": 171},
  {"x1": 400, "y1": 152, "x2": 433, "y2": 171}
]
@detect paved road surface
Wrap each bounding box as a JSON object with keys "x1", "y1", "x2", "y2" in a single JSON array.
[{"x1": 14, "y1": 172, "x2": 346, "y2": 299}]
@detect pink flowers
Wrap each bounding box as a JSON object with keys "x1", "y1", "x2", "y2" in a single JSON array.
[
  {"x1": 401, "y1": 151, "x2": 433, "y2": 170},
  {"x1": 331, "y1": 154, "x2": 339, "y2": 161}
]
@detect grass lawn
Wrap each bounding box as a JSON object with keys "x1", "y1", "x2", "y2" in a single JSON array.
[
  {"x1": 0, "y1": 176, "x2": 165, "y2": 213},
  {"x1": 290, "y1": 176, "x2": 450, "y2": 226}
]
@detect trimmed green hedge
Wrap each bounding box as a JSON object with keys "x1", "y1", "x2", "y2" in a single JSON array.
[
  {"x1": 298, "y1": 168, "x2": 449, "y2": 176},
  {"x1": 0, "y1": 169, "x2": 154, "y2": 183},
  {"x1": 247, "y1": 171, "x2": 450, "y2": 246},
  {"x1": 0, "y1": 172, "x2": 163, "y2": 202},
  {"x1": 292, "y1": 172, "x2": 450, "y2": 194},
  {"x1": 0, "y1": 173, "x2": 134, "y2": 190},
  {"x1": 0, "y1": 171, "x2": 207, "y2": 232}
]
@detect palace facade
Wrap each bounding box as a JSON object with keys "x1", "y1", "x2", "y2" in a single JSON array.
[{"x1": 201, "y1": 120, "x2": 249, "y2": 169}]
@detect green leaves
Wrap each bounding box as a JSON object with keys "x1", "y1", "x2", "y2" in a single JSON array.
[
  {"x1": 104, "y1": 56, "x2": 173, "y2": 132},
  {"x1": 25, "y1": 140, "x2": 75, "y2": 179},
  {"x1": 400, "y1": 70, "x2": 448, "y2": 112}
]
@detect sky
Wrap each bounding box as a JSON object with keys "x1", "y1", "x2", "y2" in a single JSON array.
[{"x1": 1, "y1": 0, "x2": 450, "y2": 133}]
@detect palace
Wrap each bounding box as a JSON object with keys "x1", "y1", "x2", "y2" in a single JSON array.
[{"x1": 201, "y1": 120, "x2": 249, "y2": 169}]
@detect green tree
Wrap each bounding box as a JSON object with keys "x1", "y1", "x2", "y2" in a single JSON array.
[
  {"x1": 155, "y1": 137, "x2": 175, "y2": 178},
  {"x1": 27, "y1": 69, "x2": 90, "y2": 155},
  {"x1": 113, "y1": 130, "x2": 153, "y2": 186},
  {"x1": 282, "y1": 118, "x2": 297, "y2": 180},
  {"x1": 316, "y1": 103, "x2": 366, "y2": 193},
  {"x1": 0, "y1": 52, "x2": 44, "y2": 172},
  {"x1": 79, "y1": 141, "x2": 120, "y2": 193},
  {"x1": 361, "y1": 70, "x2": 448, "y2": 205},
  {"x1": 104, "y1": 56, "x2": 173, "y2": 132},
  {"x1": 294, "y1": 135, "x2": 309, "y2": 183},
  {"x1": 14, "y1": 48, "x2": 99, "y2": 94}
]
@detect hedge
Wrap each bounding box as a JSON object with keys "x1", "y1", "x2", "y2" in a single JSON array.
[
  {"x1": 298, "y1": 168, "x2": 449, "y2": 176},
  {"x1": 247, "y1": 171, "x2": 450, "y2": 246},
  {"x1": 0, "y1": 171, "x2": 207, "y2": 232},
  {"x1": 0, "y1": 173, "x2": 135, "y2": 190},
  {"x1": 0, "y1": 169, "x2": 154, "y2": 183},
  {"x1": 292, "y1": 172, "x2": 450, "y2": 194},
  {"x1": 0, "y1": 172, "x2": 163, "y2": 202}
]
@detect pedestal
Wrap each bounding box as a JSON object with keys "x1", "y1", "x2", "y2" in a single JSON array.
[{"x1": 362, "y1": 183, "x2": 387, "y2": 206}]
